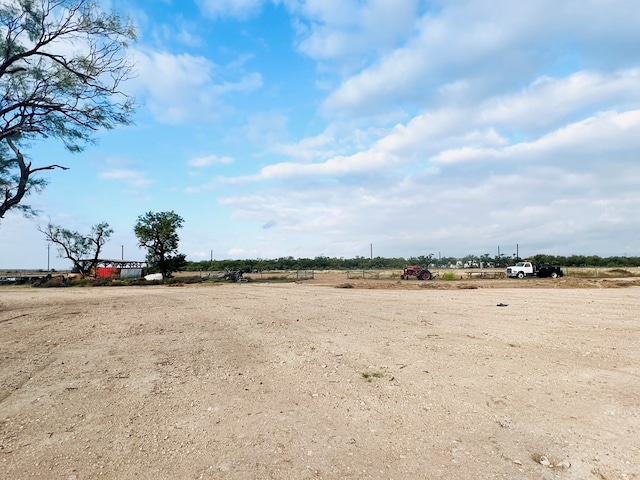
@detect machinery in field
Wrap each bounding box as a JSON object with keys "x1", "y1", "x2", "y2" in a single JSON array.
[
  {"x1": 401, "y1": 265, "x2": 433, "y2": 280},
  {"x1": 218, "y1": 269, "x2": 248, "y2": 282}
]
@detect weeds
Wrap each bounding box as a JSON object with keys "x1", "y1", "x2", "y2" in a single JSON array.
[{"x1": 361, "y1": 371, "x2": 383, "y2": 382}]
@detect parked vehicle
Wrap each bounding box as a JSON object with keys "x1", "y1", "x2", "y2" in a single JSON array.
[
  {"x1": 506, "y1": 261, "x2": 564, "y2": 279},
  {"x1": 401, "y1": 265, "x2": 433, "y2": 280}
]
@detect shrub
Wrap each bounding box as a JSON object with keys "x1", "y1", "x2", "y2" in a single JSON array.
[
  {"x1": 39, "y1": 279, "x2": 68, "y2": 288},
  {"x1": 361, "y1": 372, "x2": 383, "y2": 382},
  {"x1": 165, "y1": 276, "x2": 203, "y2": 285}
]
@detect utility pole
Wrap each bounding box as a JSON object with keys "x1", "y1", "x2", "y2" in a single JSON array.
[{"x1": 121, "y1": 245, "x2": 124, "y2": 260}]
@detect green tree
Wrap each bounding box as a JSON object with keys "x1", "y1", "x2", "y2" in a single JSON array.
[
  {"x1": 134, "y1": 211, "x2": 185, "y2": 278},
  {"x1": 0, "y1": 0, "x2": 135, "y2": 219},
  {"x1": 39, "y1": 221, "x2": 113, "y2": 277},
  {"x1": 493, "y1": 253, "x2": 509, "y2": 268}
]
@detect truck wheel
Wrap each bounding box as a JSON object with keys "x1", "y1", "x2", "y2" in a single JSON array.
[
  {"x1": 517, "y1": 271, "x2": 525, "y2": 279},
  {"x1": 550, "y1": 271, "x2": 558, "y2": 279}
]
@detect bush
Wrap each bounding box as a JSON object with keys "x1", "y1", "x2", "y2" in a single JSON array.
[
  {"x1": 39, "y1": 279, "x2": 69, "y2": 288},
  {"x1": 123, "y1": 278, "x2": 149, "y2": 286},
  {"x1": 165, "y1": 276, "x2": 203, "y2": 285},
  {"x1": 606, "y1": 268, "x2": 635, "y2": 277}
]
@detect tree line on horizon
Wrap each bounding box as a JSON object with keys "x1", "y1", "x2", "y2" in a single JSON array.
[
  {"x1": 183, "y1": 253, "x2": 640, "y2": 273},
  {"x1": 37, "y1": 209, "x2": 639, "y2": 277}
]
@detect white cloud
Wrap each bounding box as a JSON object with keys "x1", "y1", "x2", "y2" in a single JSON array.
[
  {"x1": 480, "y1": 69, "x2": 640, "y2": 132},
  {"x1": 129, "y1": 49, "x2": 263, "y2": 124},
  {"x1": 271, "y1": 131, "x2": 338, "y2": 162},
  {"x1": 225, "y1": 146, "x2": 403, "y2": 183},
  {"x1": 174, "y1": 25, "x2": 204, "y2": 48},
  {"x1": 227, "y1": 247, "x2": 247, "y2": 256},
  {"x1": 243, "y1": 111, "x2": 291, "y2": 148},
  {"x1": 196, "y1": 0, "x2": 265, "y2": 19},
  {"x1": 216, "y1": 93, "x2": 640, "y2": 255},
  {"x1": 293, "y1": 0, "x2": 420, "y2": 66},
  {"x1": 430, "y1": 109, "x2": 640, "y2": 166},
  {"x1": 188, "y1": 155, "x2": 235, "y2": 167},
  {"x1": 99, "y1": 169, "x2": 151, "y2": 187},
  {"x1": 519, "y1": 109, "x2": 640, "y2": 158},
  {"x1": 318, "y1": 1, "x2": 640, "y2": 119}
]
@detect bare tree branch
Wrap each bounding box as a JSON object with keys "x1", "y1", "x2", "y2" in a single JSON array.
[
  {"x1": 39, "y1": 220, "x2": 112, "y2": 277},
  {"x1": 0, "y1": 137, "x2": 68, "y2": 218},
  {"x1": 0, "y1": 0, "x2": 136, "y2": 219}
]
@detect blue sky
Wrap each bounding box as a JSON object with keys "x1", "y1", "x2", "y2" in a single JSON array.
[{"x1": 2, "y1": 0, "x2": 640, "y2": 270}]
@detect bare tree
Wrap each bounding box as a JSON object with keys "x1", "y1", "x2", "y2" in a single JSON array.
[
  {"x1": 39, "y1": 221, "x2": 113, "y2": 277},
  {"x1": 0, "y1": 0, "x2": 136, "y2": 219}
]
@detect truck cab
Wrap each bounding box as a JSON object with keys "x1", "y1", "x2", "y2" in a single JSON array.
[{"x1": 506, "y1": 261, "x2": 534, "y2": 278}]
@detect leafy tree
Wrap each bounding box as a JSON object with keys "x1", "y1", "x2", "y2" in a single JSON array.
[
  {"x1": 478, "y1": 253, "x2": 493, "y2": 266},
  {"x1": 39, "y1": 221, "x2": 113, "y2": 277},
  {"x1": 461, "y1": 254, "x2": 479, "y2": 267},
  {"x1": 134, "y1": 211, "x2": 185, "y2": 278},
  {"x1": 162, "y1": 252, "x2": 187, "y2": 276},
  {"x1": 493, "y1": 253, "x2": 509, "y2": 268},
  {"x1": 439, "y1": 256, "x2": 458, "y2": 268},
  {"x1": 179, "y1": 253, "x2": 640, "y2": 272},
  {"x1": 0, "y1": 0, "x2": 135, "y2": 219}
]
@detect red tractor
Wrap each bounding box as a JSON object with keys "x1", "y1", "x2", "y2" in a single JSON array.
[{"x1": 401, "y1": 265, "x2": 433, "y2": 280}]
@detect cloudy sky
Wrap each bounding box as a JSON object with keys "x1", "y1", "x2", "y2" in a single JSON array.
[{"x1": 1, "y1": 0, "x2": 639, "y2": 270}]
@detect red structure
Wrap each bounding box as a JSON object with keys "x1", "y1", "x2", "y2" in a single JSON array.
[{"x1": 95, "y1": 267, "x2": 118, "y2": 278}]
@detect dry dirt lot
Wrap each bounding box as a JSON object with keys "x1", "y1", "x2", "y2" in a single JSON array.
[{"x1": 1, "y1": 274, "x2": 639, "y2": 479}]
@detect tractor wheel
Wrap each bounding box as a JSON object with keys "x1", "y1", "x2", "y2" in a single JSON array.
[{"x1": 419, "y1": 270, "x2": 433, "y2": 280}]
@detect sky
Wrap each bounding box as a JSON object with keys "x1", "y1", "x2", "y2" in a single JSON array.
[{"x1": 1, "y1": 0, "x2": 640, "y2": 270}]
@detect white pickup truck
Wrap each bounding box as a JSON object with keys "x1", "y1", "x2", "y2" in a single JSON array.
[{"x1": 506, "y1": 262, "x2": 564, "y2": 279}]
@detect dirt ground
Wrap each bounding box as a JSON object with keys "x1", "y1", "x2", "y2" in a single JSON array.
[{"x1": 1, "y1": 273, "x2": 639, "y2": 479}]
